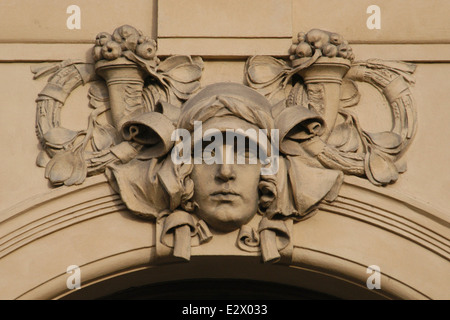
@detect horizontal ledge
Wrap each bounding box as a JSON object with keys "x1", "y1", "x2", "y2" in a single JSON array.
[
  {"x1": 351, "y1": 43, "x2": 450, "y2": 62},
  {"x1": 157, "y1": 36, "x2": 293, "y2": 39},
  {"x1": 1, "y1": 39, "x2": 449, "y2": 45},
  {"x1": 157, "y1": 39, "x2": 450, "y2": 61},
  {"x1": 1, "y1": 42, "x2": 450, "y2": 62},
  {"x1": 0, "y1": 43, "x2": 95, "y2": 62},
  {"x1": 0, "y1": 40, "x2": 94, "y2": 45},
  {"x1": 157, "y1": 38, "x2": 293, "y2": 57}
]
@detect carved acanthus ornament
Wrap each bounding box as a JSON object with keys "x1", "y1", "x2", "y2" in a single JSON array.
[{"x1": 33, "y1": 26, "x2": 417, "y2": 263}]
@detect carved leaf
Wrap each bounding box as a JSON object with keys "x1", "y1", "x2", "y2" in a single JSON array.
[
  {"x1": 155, "y1": 55, "x2": 203, "y2": 102},
  {"x1": 43, "y1": 127, "x2": 79, "y2": 148},
  {"x1": 44, "y1": 149, "x2": 87, "y2": 186},
  {"x1": 36, "y1": 150, "x2": 50, "y2": 167},
  {"x1": 45, "y1": 154, "x2": 72, "y2": 184},
  {"x1": 157, "y1": 56, "x2": 194, "y2": 73},
  {"x1": 192, "y1": 56, "x2": 204, "y2": 70},
  {"x1": 245, "y1": 56, "x2": 292, "y2": 103},
  {"x1": 246, "y1": 56, "x2": 289, "y2": 85},
  {"x1": 92, "y1": 122, "x2": 120, "y2": 151},
  {"x1": 31, "y1": 62, "x2": 60, "y2": 80},
  {"x1": 168, "y1": 80, "x2": 201, "y2": 95},
  {"x1": 340, "y1": 79, "x2": 360, "y2": 108},
  {"x1": 88, "y1": 83, "x2": 109, "y2": 110},
  {"x1": 363, "y1": 59, "x2": 416, "y2": 84},
  {"x1": 328, "y1": 117, "x2": 360, "y2": 152},
  {"x1": 395, "y1": 157, "x2": 407, "y2": 173},
  {"x1": 365, "y1": 148, "x2": 398, "y2": 185},
  {"x1": 162, "y1": 78, "x2": 201, "y2": 101},
  {"x1": 365, "y1": 131, "x2": 402, "y2": 149},
  {"x1": 164, "y1": 64, "x2": 202, "y2": 83},
  {"x1": 63, "y1": 150, "x2": 88, "y2": 186},
  {"x1": 328, "y1": 122, "x2": 350, "y2": 148},
  {"x1": 340, "y1": 125, "x2": 360, "y2": 152},
  {"x1": 89, "y1": 98, "x2": 110, "y2": 110},
  {"x1": 88, "y1": 82, "x2": 109, "y2": 102}
]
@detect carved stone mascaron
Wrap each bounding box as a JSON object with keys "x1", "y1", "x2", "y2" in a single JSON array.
[{"x1": 33, "y1": 26, "x2": 417, "y2": 263}]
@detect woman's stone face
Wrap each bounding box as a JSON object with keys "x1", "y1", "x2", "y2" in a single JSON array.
[{"x1": 190, "y1": 141, "x2": 262, "y2": 232}]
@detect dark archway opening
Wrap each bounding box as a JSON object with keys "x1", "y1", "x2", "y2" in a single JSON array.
[{"x1": 100, "y1": 279, "x2": 340, "y2": 300}]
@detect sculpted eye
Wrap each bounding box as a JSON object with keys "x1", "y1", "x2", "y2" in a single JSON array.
[
  {"x1": 201, "y1": 140, "x2": 222, "y2": 164},
  {"x1": 245, "y1": 147, "x2": 259, "y2": 163},
  {"x1": 234, "y1": 140, "x2": 258, "y2": 164},
  {"x1": 202, "y1": 149, "x2": 216, "y2": 163}
]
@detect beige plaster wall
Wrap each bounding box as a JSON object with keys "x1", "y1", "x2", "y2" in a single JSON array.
[
  {"x1": 292, "y1": 0, "x2": 450, "y2": 43},
  {"x1": 0, "y1": 0, "x2": 157, "y2": 43}
]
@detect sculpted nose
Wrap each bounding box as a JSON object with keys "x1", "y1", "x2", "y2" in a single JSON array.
[{"x1": 216, "y1": 163, "x2": 236, "y2": 182}]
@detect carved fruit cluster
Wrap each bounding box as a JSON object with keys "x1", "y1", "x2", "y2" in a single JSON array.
[
  {"x1": 289, "y1": 29, "x2": 355, "y2": 61},
  {"x1": 93, "y1": 25, "x2": 158, "y2": 62}
]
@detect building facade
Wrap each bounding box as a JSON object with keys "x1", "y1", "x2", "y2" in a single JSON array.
[{"x1": 0, "y1": 0, "x2": 449, "y2": 300}]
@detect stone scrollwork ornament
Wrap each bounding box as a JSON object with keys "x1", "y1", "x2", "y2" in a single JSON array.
[
  {"x1": 245, "y1": 29, "x2": 417, "y2": 186},
  {"x1": 34, "y1": 25, "x2": 203, "y2": 186},
  {"x1": 33, "y1": 26, "x2": 417, "y2": 264}
]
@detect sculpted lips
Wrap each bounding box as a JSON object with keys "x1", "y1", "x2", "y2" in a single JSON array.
[{"x1": 210, "y1": 190, "x2": 240, "y2": 201}]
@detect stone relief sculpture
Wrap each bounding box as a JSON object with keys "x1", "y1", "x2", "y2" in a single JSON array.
[
  {"x1": 245, "y1": 29, "x2": 417, "y2": 186},
  {"x1": 32, "y1": 26, "x2": 417, "y2": 263},
  {"x1": 34, "y1": 25, "x2": 203, "y2": 186}
]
